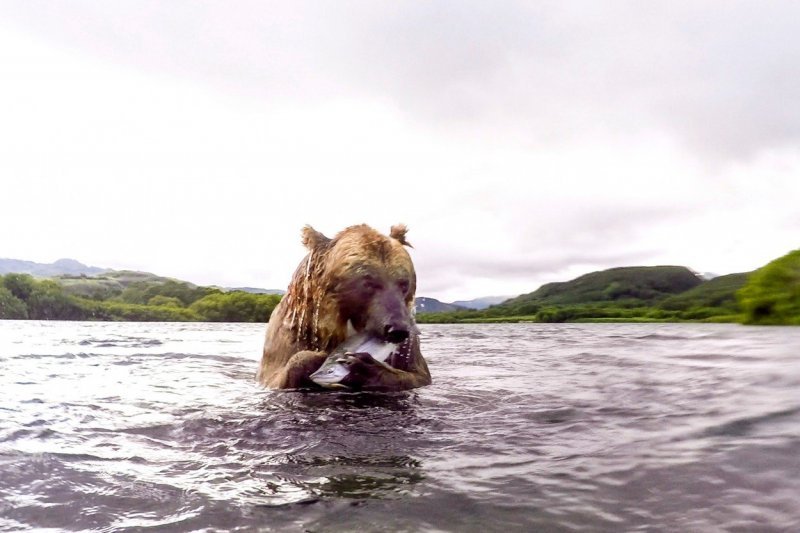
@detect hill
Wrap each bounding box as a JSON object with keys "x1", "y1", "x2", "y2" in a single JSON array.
[
  {"x1": 659, "y1": 272, "x2": 750, "y2": 311},
  {"x1": 54, "y1": 270, "x2": 200, "y2": 301},
  {"x1": 0, "y1": 258, "x2": 287, "y2": 323},
  {"x1": 212, "y1": 286, "x2": 285, "y2": 295},
  {"x1": 451, "y1": 296, "x2": 513, "y2": 310},
  {"x1": 0, "y1": 258, "x2": 106, "y2": 277},
  {"x1": 496, "y1": 266, "x2": 703, "y2": 314},
  {"x1": 0, "y1": 257, "x2": 283, "y2": 296},
  {"x1": 415, "y1": 264, "x2": 751, "y2": 324},
  {"x1": 415, "y1": 297, "x2": 467, "y2": 314},
  {"x1": 0, "y1": 271, "x2": 282, "y2": 323}
]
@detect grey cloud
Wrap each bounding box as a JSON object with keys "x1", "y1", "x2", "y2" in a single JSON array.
[
  {"x1": 486, "y1": 251, "x2": 652, "y2": 279},
  {"x1": 1, "y1": 1, "x2": 338, "y2": 98},
  {"x1": 415, "y1": 247, "x2": 658, "y2": 299},
  {"x1": 416, "y1": 240, "x2": 658, "y2": 297},
  {"x1": 337, "y1": 1, "x2": 800, "y2": 156},
  {"x1": 4, "y1": 1, "x2": 800, "y2": 156},
  {"x1": 515, "y1": 205, "x2": 696, "y2": 253},
  {"x1": 413, "y1": 202, "x2": 690, "y2": 296}
]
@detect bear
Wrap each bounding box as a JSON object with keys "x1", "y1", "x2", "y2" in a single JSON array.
[{"x1": 257, "y1": 223, "x2": 432, "y2": 391}]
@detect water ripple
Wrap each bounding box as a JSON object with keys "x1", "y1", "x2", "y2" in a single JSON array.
[{"x1": 1, "y1": 321, "x2": 799, "y2": 531}]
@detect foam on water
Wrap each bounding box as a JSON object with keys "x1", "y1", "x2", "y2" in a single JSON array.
[{"x1": 1, "y1": 321, "x2": 799, "y2": 531}]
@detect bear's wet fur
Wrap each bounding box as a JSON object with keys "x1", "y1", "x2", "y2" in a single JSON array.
[{"x1": 257, "y1": 224, "x2": 432, "y2": 390}]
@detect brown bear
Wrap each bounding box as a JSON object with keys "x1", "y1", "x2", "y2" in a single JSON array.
[{"x1": 257, "y1": 223, "x2": 432, "y2": 391}]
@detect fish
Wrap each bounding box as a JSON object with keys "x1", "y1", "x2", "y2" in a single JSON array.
[{"x1": 309, "y1": 330, "x2": 414, "y2": 389}]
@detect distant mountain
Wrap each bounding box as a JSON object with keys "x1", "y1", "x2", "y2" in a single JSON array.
[
  {"x1": 1, "y1": 258, "x2": 285, "y2": 295},
  {"x1": 452, "y1": 296, "x2": 514, "y2": 310},
  {"x1": 217, "y1": 286, "x2": 285, "y2": 295},
  {"x1": 415, "y1": 297, "x2": 467, "y2": 314},
  {"x1": 415, "y1": 295, "x2": 515, "y2": 313},
  {"x1": 0, "y1": 257, "x2": 106, "y2": 277}
]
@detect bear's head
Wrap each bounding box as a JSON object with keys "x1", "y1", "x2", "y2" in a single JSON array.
[{"x1": 282, "y1": 224, "x2": 417, "y2": 351}]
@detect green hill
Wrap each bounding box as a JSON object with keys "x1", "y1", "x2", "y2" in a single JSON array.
[
  {"x1": 495, "y1": 266, "x2": 702, "y2": 315},
  {"x1": 659, "y1": 272, "x2": 750, "y2": 312},
  {"x1": 415, "y1": 265, "x2": 756, "y2": 324},
  {"x1": 56, "y1": 270, "x2": 199, "y2": 302},
  {"x1": 0, "y1": 271, "x2": 282, "y2": 323}
]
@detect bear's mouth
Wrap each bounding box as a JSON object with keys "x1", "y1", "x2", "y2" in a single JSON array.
[{"x1": 383, "y1": 326, "x2": 410, "y2": 344}]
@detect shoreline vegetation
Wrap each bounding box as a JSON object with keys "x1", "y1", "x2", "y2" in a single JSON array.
[
  {"x1": 416, "y1": 269, "x2": 748, "y2": 325},
  {"x1": 0, "y1": 271, "x2": 281, "y2": 323},
  {"x1": 0, "y1": 249, "x2": 797, "y2": 326},
  {"x1": 418, "y1": 248, "x2": 799, "y2": 326}
]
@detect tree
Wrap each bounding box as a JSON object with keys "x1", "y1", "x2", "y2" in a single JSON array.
[
  {"x1": 27, "y1": 280, "x2": 86, "y2": 320},
  {"x1": 0, "y1": 286, "x2": 28, "y2": 319},
  {"x1": 147, "y1": 295, "x2": 184, "y2": 307},
  {"x1": 2, "y1": 273, "x2": 37, "y2": 301},
  {"x1": 738, "y1": 249, "x2": 800, "y2": 325},
  {"x1": 189, "y1": 292, "x2": 281, "y2": 322},
  {"x1": 118, "y1": 280, "x2": 219, "y2": 306}
]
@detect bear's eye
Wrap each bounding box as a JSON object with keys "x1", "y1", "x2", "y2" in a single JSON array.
[
  {"x1": 398, "y1": 280, "x2": 410, "y2": 294},
  {"x1": 362, "y1": 277, "x2": 382, "y2": 292}
]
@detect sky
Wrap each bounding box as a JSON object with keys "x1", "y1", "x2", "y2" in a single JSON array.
[{"x1": 1, "y1": 1, "x2": 799, "y2": 302}]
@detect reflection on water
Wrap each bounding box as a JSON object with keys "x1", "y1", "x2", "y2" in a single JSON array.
[{"x1": 1, "y1": 321, "x2": 799, "y2": 531}]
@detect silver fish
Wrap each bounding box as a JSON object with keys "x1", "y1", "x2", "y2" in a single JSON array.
[{"x1": 309, "y1": 332, "x2": 406, "y2": 389}]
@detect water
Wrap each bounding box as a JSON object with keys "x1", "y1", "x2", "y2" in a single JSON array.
[{"x1": 1, "y1": 321, "x2": 799, "y2": 532}]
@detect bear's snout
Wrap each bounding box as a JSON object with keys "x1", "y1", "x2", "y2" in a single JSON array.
[{"x1": 374, "y1": 289, "x2": 413, "y2": 343}]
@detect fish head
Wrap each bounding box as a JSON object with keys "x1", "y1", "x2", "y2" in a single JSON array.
[{"x1": 309, "y1": 357, "x2": 352, "y2": 389}]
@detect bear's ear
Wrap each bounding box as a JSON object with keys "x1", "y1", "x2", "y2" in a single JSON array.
[
  {"x1": 390, "y1": 224, "x2": 412, "y2": 247},
  {"x1": 301, "y1": 225, "x2": 331, "y2": 251}
]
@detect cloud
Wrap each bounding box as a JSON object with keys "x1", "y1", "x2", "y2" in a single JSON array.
[
  {"x1": 1, "y1": 2, "x2": 799, "y2": 301},
  {"x1": 5, "y1": 1, "x2": 800, "y2": 156},
  {"x1": 332, "y1": 1, "x2": 800, "y2": 157}
]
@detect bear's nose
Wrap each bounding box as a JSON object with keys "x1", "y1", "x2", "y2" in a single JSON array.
[{"x1": 383, "y1": 325, "x2": 409, "y2": 343}]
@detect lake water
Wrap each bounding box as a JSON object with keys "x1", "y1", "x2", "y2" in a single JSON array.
[{"x1": 1, "y1": 321, "x2": 798, "y2": 532}]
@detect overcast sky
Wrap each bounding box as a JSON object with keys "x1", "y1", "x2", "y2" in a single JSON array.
[{"x1": 1, "y1": 1, "x2": 799, "y2": 301}]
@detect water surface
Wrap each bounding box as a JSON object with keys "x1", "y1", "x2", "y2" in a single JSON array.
[{"x1": 1, "y1": 321, "x2": 799, "y2": 531}]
